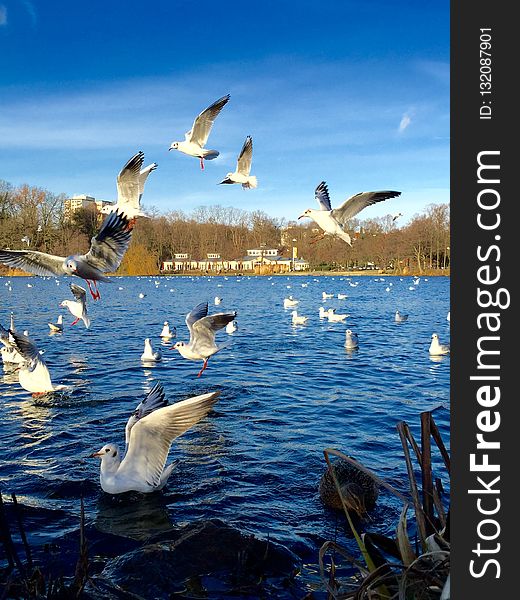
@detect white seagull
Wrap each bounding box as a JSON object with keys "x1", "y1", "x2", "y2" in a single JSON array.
[
  {"x1": 0, "y1": 210, "x2": 133, "y2": 300},
  {"x1": 101, "y1": 152, "x2": 157, "y2": 222},
  {"x1": 298, "y1": 182, "x2": 401, "y2": 246},
  {"x1": 327, "y1": 309, "x2": 349, "y2": 323},
  {"x1": 225, "y1": 320, "x2": 238, "y2": 334},
  {"x1": 283, "y1": 296, "x2": 299, "y2": 308},
  {"x1": 395, "y1": 310, "x2": 408, "y2": 323},
  {"x1": 90, "y1": 382, "x2": 220, "y2": 494},
  {"x1": 169, "y1": 94, "x2": 230, "y2": 170},
  {"x1": 219, "y1": 136, "x2": 258, "y2": 189},
  {"x1": 291, "y1": 311, "x2": 308, "y2": 325},
  {"x1": 160, "y1": 321, "x2": 176, "y2": 339},
  {"x1": 214, "y1": 296, "x2": 222, "y2": 305},
  {"x1": 345, "y1": 329, "x2": 359, "y2": 349},
  {"x1": 429, "y1": 333, "x2": 450, "y2": 356},
  {"x1": 6, "y1": 330, "x2": 64, "y2": 395},
  {"x1": 141, "y1": 338, "x2": 162, "y2": 362},
  {"x1": 60, "y1": 284, "x2": 91, "y2": 328},
  {"x1": 172, "y1": 301, "x2": 236, "y2": 377},
  {"x1": 48, "y1": 315, "x2": 63, "y2": 333}
]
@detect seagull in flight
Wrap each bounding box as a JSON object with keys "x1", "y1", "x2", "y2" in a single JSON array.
[
  {"x1": 169, "y1": 94, "x2": 230, "y2": 170},
  {"x1": 60, "y1": 283, "x2": 91, "y2": 328},
  {"x1": 392, "y1": 212, "x2": 403, "y2": 222},
  {"x1": 298, "y1": 182, "x2": 401, "y2": 246},
  {"x1": 0, "y1": 210, "x2": 133, "y2": 300},
  {"x1": 172, "y1": 301, "x2": 236, "y2": 377},
  {"x1": 101, "y1": 152, "x2": 157, "y2": 222},
  {"x1": 219, "y1": 136, "x2": 258, "y2": 189},
  {"x1": 90, "y1": 382, "x2": 220, "y2": 494}
]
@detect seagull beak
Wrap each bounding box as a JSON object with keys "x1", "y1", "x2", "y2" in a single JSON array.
[
  {"x1": 297, "y1": 214, "x2": 305, "y2": 220},
  {"x1": 168, "y1": 147, "x2": 173, "y2": 151},
  {"x1": 89, "y1": 451, "x2": 103, "y2": 458}
]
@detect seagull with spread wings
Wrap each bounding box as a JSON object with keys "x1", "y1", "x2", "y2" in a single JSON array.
[
  {"x1": 172, "y1": 301, "x2": 236, "y2": 377},
  {"x1": 0, "y1": 209, "x2": 133, "y2": 300},
  {"x1": 6, "y1": 330, "x2": 65, "y2": 395},
  {"x1": 219, "y1": 135, "x2": 258, "y2": 189},
  {"x1": 60, "y1": 283, "x2": 91, "y2": 328},
  {"x1": 90, "y1": 382, "x2": 220, "y2": 494},
  {"x1": 100, "y1": 151, "x2": 157, "y2": 222},
  {"x1": 169, "y1": 94, "x2": 230, "y2": 170},
  {"x1": 298, "y1": 182, "x2": 401, "y2": 246}
]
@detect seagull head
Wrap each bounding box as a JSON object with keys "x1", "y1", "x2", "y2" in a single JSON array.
[
  {"x1": 59, "y1": 300, "x2": 70, "y2": 308},
  {"x1": 431, "y1": 333, "x2": 439, "y2": 341},
  {"x1": 169, "y1": 142, "x2": 179, "y2": 151},
  {"x1": 90, "y1": 444, "x2": 120, "y2": 463},
  {"x1": 298, "y1": 209, "x2": 312, "y2": 220},
  {"x1": 64, "y1": 257, "x2": 78, "y2": 274},
  {"x1": 218, "y1": 175, "x2": 234, "y2": 185},
  {"x1": 171, "y1": 341, "x2": 184, "y2": 351}
]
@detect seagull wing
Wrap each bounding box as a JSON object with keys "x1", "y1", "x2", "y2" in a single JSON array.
[
  {"x1": 8, "y1": 330, "x2": 44, "y2": 367},
  {"x1": 315, "y1": 182, "x2": 332, "y2": 211},
  {"x1": 236, "y1": 136, "x2": 253, "y2": 175},
  {"x1": 185, "y1": 302, "x2": 209, "y2": 342},
  {"x1": 116, "y1": 151, "x2": 145, "y2": 209},
  {"x1": 118, "y1": 391, "x2": 220, "y2": 488},
  {"x1": 191, "y1": 312, "x2": 236, "y2": 351},
  {"x1": 0, "y1": 250, "x2": 65, "y2": 277},
  {"x1": 125, "y1": 382, "x2": 168, "y2": 446},
  {"x1": 186, "y1": 94, "x2": 230, "y2": 147},
  {"x1": 331, "y1": 191, "x2": 401, "y2": 224},
  {"x1": 138, "y1": 163, "x2": 158, "y2": 201},
  {"x1": 82, "y1": 210, "x2": 133, "y2": 273},
  {"x1": 70, "y1": 283, "x2": 87, "y2": 306}
]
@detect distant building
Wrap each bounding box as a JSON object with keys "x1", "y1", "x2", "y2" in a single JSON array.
[
  {"x1": 63, "y1": 195, "x2": 114, "y2": 221},
  {"x1": 160, "y1": 248, "x2": 309, "y2": 273}
]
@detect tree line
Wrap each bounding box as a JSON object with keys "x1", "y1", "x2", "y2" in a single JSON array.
[{"x1": 0, "y1": 179, "x2": 449, "y2": 275}]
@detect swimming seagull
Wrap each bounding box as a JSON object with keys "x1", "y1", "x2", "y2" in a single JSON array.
[
  {"x1": 345, "y1": 329, "x2": 359, "y2": 349},
  {"x1": 172, "y1": 301, "x2": 236, "y2": 377},
  {"x1": 291, "y1": 311, "x2": 308, "y2": 325},
  {"x1": 0, "y1": 210, "x2": 133, "y2": 300},
  {"x1": 429, "y1": 333, "x2": 450, "y2": 356},
  {"x1": 395, "y1": 310, "x2": 408, "y2": 323},
  {"x1": 283, "y1": 296, "x2": 299, "y2": 308},
  {"x1": 48, "y1": 315, "x2": 63, "y2": 332},
  {"x1": 219, "y1": 136, "x2": 258, "y2": 189},
  {"x1": 141, "y1": 338, "x2": 162, "y2": 362},
  {"x1": 327, "y1": 309, "x2": 349, "y2": 323},
  {"x1": 225, "y1": 320, "x2": 237, "y2": 334},
  {"x1": 169, "y1": 94, "x2": 230, "y2": 170},
  {"x1": 6, "y1": 330, "x2": 65, "y2": 395},
  {"x1": 90, "y1": 382, "x2": 220, "y2": 494},
  {"x1": 298, "y1": 182, "x2": 401, "y2": 246},
  {"x1": 101, "y1": 152, "x2": 157, "y2": 222},
  {"x1": 160, "y1": 321, "x2": 175, "y2": 339},
  {"x1": 60, "y1": 284, "x2": 91, "y2": 328}
]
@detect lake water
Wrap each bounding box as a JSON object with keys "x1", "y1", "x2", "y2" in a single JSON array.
[{"x1": 0, "y1": 274, "x2": 450, "y2": 595}]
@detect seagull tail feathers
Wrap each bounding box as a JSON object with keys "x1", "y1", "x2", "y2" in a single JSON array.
[{"x1": 243, "y1": 176, "x2": 258, "y2": 189}]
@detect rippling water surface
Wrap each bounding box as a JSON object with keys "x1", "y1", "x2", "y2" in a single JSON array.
[{"x1": 1, "y1": 274, "x2": 450, "y2": 593}]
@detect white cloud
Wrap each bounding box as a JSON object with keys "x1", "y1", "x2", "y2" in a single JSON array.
[
  {"x1": 0, "y1": 5, "x2": 7, "y2": 26},
  {"x1": 398, "y1": 113, "x2": 412, "y2": 133}
]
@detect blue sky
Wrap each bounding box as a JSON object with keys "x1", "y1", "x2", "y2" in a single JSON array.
[{"x1": 0, "y1": 1, "x2": 449, "y2": 223}]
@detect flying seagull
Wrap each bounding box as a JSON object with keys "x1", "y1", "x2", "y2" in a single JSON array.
[
  {"x1": 90, "y1": 382, "x2": 220, "y2": 494},
  {"x1": 169, "y1": 94, "x2": 230, "y2": 170},
  {"x1": 298, "y1": 182, "x2": 401, "y2": 246},
  {"x1": 0, "y1": 209, "x2": 133, "y2": 300},
  {"x1": 101, "y1": 152, "x2": 157, "y2": 222},
  {"x1": 60, "y1": 283, "x2": 91, "y2": 328},
  {"x1": 219, "y1": 135, "x2": 258, "y2": 189},
  {"x1": 172, "y1": 301, "x2": 236, "y2": 377},
  {"x1": 392, "y1": 212, "x2": 403, "y2": 222}
]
